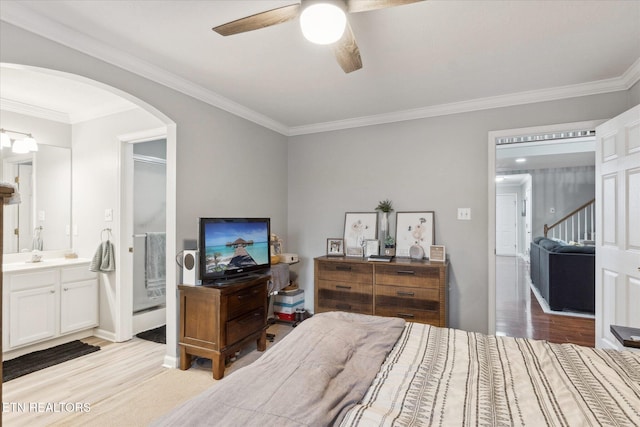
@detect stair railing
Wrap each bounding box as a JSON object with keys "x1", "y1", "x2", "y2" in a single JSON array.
[{"x1": 544, "y1": 199, "x2": 595, "y2": 242}]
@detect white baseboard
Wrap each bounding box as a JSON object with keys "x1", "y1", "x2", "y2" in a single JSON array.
[
  {"x1": 163, "y1": 354, "x2": 179, "y2": 369},
  {"x1": 3, "y1": 329, "x2": 94, "y2": 360},
  {"x1": 94, "y1": 328, "x2": 117, "y2": 342}
]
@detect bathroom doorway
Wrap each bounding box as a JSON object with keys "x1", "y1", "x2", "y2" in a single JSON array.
[{"x1": 122, "y1": 135, "x2": 168, "y2": 335}]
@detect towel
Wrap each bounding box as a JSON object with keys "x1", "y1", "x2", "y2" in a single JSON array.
[
  {"x1": 145, "y1": 232, "x2": 166, "y2": 293},
  {"x1": 1, "y1": 182, "x2": 21, "y2": 205},
  {"x1": 90, "y1": 240, "x2": 116, "y2": 272}
]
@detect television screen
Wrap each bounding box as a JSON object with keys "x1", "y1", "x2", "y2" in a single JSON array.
[{"x1": 199, "y1": 218, "x2": 270, "y2": 283}]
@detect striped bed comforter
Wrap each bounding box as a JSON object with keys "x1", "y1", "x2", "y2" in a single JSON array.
[{"x1": 341, "y1": 322, "x2": 640, "y2": 426}]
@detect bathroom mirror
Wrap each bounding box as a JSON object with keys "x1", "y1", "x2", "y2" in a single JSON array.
[{"x1": 2, "y1": 144, "x2": 71, "y2": 253}]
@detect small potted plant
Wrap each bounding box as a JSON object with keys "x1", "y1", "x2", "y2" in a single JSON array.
[{"x1": 384, "y1": 235, "x2": 396, "y2": 256}]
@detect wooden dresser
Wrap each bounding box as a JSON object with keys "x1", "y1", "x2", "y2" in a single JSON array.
[
  {"x1": 314, "y1": 256, "x2": 448, "y2": 327},
  {"x1": 178, "y1": 274, "x2": 269, "y2": 379}
]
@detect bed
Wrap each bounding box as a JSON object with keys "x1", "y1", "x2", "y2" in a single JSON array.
[{"x1": 154, "y1": 311, "x2": 640, "y2": 426}]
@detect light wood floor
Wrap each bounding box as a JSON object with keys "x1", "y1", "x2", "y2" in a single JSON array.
[
  {"x1": 495, "y1": 255, "x2": 595, "y2": 347},
  {"x1": 2, "y1": 323, "x2": 292, "y2": 426}
]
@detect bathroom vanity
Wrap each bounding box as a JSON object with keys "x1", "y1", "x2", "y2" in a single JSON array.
[{"x1": 2, "y1": 254, "x2": 98, "y2": 358}]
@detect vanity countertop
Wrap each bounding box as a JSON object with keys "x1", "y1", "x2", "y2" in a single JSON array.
[{"x1": 3, "y1": 257, "x2": 92, "y2": 273}]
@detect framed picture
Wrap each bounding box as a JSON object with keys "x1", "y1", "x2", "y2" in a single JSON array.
[
  {"x1": 343, "y1": 212, "x2": 378, "y2": 257},
  {"x1": 395, "y1": 211, "x2": 435, "y2": 258},
  {"x1": 326, "y1": 238, "x2": 345, "y2": 256},
  {"x1": 364, "y1": 239, "x2": 379, "y2": 257},
  {"x1": 429, "y1": 245, "x2": 446, "y2": 262}
]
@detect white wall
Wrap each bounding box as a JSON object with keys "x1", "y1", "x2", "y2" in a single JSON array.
[
  {"x1": 72, "y1": 108, "x2": 164, "y2": 333},
  {"x1": 288, "y1": 93, "x2": 633, "y2": 333}
]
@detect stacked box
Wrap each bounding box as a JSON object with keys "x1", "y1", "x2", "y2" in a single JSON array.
[{"x1": 274, "y1": 289, "x2": 304, "y2": 315}]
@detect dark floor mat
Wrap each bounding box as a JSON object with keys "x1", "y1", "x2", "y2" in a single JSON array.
[
  {"x1": 3, "y1": 340, "x2": 100, "y2": 382},
  {"x1": 136, "y1": 325, "x2": 166, "y2": 344}
]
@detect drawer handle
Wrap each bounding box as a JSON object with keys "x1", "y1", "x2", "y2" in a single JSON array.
[
  {"x1": 237, "y1": 290, "x2": 260, "y2": 299},
  {"x1": 63, "y1": 287, "x2": 69, "y2": 291},
  {"x1": 397, "y1": 291, "x2": 415, "y2": 297},
  {"x1": 335, "y1": 265, "x2": 352, "y2": 271},
  {"x1": 336, "y1": 303, "x2": 352, "y2": 310},
  {"x1": 238, "y1": 312, "x2": 262, "y2": 324},
  {"x1": 50, "y1": 290, "x2": 56, "y2": 294},
  {"x1": 397, "y1": 270, "x2": 416, "y2": 275},
  {"x1": 336, "y1": 285, "x2": 352, "y2": 290},
  {"x1": 397, "y1": 312, "x2": 415, "y2": 318}
]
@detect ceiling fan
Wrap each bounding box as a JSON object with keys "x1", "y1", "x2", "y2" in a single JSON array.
[{"x1": 212, "y1": 0, "x2": 425, "y2": 73}]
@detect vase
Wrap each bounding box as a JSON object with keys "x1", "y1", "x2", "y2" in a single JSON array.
[{"x1": 380, "y1": 212, "x2": 389, "y2": 240}]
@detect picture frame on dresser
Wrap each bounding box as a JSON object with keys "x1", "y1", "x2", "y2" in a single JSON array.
[
  {"x1": 395, "y1": 211, "x2": 435, "y2": 258},
  {"x1": 429, "y1": 245, "x2": 446, "y2": 262},
  {"x1": 326, "y1": 238, "x2": 345, "y2": 256},
  {"x1": 364, "y1": 239, "x2": 379, "y2": 257},
  {"x1": 343, "y1": 212, "x2": 377, "y2": 257}
]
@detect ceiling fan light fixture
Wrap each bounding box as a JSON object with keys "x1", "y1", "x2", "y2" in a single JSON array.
[{"x1": 300, "y1": 3, "x2": 346, "y2": 45}]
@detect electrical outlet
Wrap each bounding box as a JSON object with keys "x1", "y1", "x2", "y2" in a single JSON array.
[{"x1": 457, "y1": 208, "x2": 471, "y2": 220}]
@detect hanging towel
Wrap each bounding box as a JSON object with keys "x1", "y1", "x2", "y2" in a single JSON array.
[
  {"x1": 90, "y1": 240, "x2": 116, "y2": 272},
  {"x1": 145, "y1": 232, "x2": 166, "y2": 293}
]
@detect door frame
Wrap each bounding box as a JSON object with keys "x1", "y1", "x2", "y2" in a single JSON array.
[{"x1": 487, "y1": 119, "x2": 604, "y2": 334}]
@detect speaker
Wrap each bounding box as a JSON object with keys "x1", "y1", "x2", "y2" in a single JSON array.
[{"x1": 182, "y1": 250, "x2": 200, "y2": 285}]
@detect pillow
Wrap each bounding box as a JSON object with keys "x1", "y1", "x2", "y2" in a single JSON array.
[
  {"x1": 533, "y1": 236, "x2": 546, "y2": 244},
  {"x1": 553, "y1": 245, "x2": 595, "y2": 254},
  {"x1": 538, "y1": 238, "x2": 561, "y2": 251}
]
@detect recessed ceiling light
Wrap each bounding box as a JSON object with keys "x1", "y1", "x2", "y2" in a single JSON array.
[{"x1": 515, "y1": 158, "x2": 526, "y2": 163}]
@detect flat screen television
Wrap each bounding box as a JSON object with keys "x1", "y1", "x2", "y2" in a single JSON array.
[{"x1": 199, "y1": 217, "x2": 271, "y2": 284}]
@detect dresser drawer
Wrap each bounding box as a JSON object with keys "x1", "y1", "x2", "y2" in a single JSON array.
[
  {"x1": 375, "y1": 306, "x2": 441, "y2": 325},
  {"x1": 375, "y1": 284, "x2": 440, "y2": 311},
  {"x1": 226, "y1": 307, "x2": 265, "y2": 344},
  {"x1": 317, "y1": 280, "x2": 373, "y2": 314},
  {"x1": 375, "y1": 264, "x2": 440, "y2": 288},
  {"x1": 227, "y1": 285, "x2": 266, "y2": 320},
  {"x1": 317, "y1": 261, "x2": 373, "y2": 284}
]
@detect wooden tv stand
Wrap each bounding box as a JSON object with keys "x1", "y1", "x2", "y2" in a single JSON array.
[{"x1": 178, "y1": 274, "x2": 269, "y2": 379}]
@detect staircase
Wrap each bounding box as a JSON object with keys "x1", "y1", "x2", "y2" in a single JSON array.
[{"x1": 544, "y1": 199, "x2": 595, "y2": 243}]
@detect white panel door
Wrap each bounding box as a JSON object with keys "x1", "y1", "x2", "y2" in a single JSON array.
[
  {"x1": 595, "y1": 104, "x2": 640, "y2": 349},
  {"x1": 496, "y1": 193, "x2": 517, "y2": 256}
]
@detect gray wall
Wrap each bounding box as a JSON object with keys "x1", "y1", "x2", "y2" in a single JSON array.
[
  {"x1": 0, "y1": 22, "x2": 289, "y2": 257},
  {"x1": 288, "y1": 94, "x2": 633, "y2": 333},
  {"x1": 2, "y1": 21, "x2": 637, "y2": 335}
]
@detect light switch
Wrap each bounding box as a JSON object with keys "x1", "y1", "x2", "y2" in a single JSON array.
[
  {"x1": 38, "y1": 210, "x2": 45, "y2": 221},
  {"x1": 104, "y1": 208, "x2": 113, "y2": 222},
  {"x1": 457, "y1": 208, "x2": 471, "y2": 220}
]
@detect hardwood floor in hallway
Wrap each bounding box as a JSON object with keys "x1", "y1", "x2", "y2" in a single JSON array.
[{"x1": 495, "y1": 255, "x2": 594, "y2": 347}]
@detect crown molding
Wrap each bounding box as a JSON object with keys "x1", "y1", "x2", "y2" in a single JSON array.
[
  {"x1": 288, "y1": 60, "x2": 640, "y2": 136},
  {"x1": 0, "y1": 2, "x2": 289, "y2": 135},
  {"x1": 2, "y1": 2, "x2": 639, "y2": 138},
  {"x1": 0, "y1": 97, "x2": 70, "y2": 123}
]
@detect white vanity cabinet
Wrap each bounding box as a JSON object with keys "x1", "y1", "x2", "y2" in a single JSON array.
[
  {"x1": 9, "y1": 270, "x2": 58, "y2": 348},
  {"x1": 3, "y1": 260, "x2": 98, "y2": 352},
  {"x1": 60, "y1": 266, "x2": 99, "y2": 334}
]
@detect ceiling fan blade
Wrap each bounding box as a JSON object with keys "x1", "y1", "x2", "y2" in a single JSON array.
[
  {"x1": 332, "y1": 21, "x2": 362, "y2": 73},
  {"x1": 346, "y1": 0, "x2": 425, "y2": 14},
  {"x1": 212, "y1": 4, "x2": 301, "y2": 36}
]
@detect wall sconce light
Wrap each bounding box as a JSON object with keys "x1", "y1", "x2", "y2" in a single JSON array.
[{"x1": 0, "y1": 128, "x2": 39, "y2": 153}]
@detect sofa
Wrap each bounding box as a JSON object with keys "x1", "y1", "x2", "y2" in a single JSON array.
[{"x1": 529, "y1": 237, "x2": 595, "y2": 314}]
